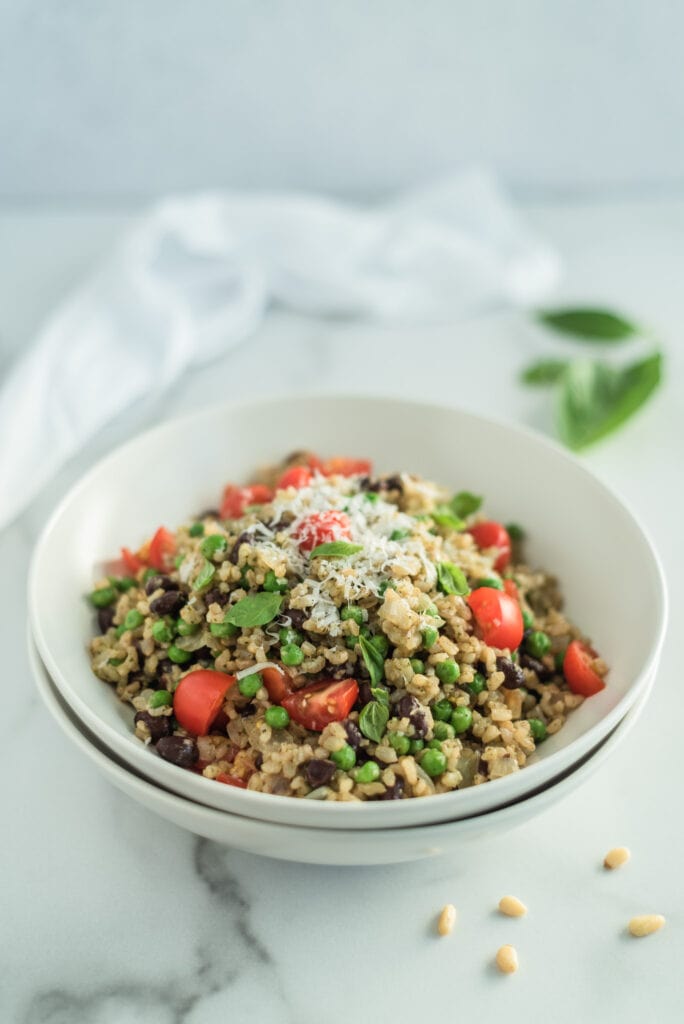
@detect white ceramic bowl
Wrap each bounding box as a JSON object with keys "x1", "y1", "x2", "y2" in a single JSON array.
[
  {"x1": 31, "y1": 633, "x2": 652, "y2": 865},
  {"x1": 29, "y1": 396, "x2": 667, "y2": 830}
]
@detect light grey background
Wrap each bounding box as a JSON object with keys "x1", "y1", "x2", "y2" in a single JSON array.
[{"x1": 2, "y1": 0, "x2": 683, "y2": 201}]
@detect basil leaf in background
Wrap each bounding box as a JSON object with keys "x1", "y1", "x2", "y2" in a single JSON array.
[
  {"x1": 431, "y1": 506, "x2": 466, "y2": 531},
  {"x1": 358, "y1": 700, "x2": 389, "y2": 743},
  {"x1": 370, "y1": 686, "x2": 390, "y2": 707},
  {"x1": 537, "y1": 307, "x2": 638, "y2": 342},
  {"x1": 309, "y1": 541, "x2": 363, "y2": 558},
  {"x1": 556, "y1": 352, "x2": 662, "y2": 451},
  {"x1": 520, "y1": 359, "x2": 569, "y2": 386},
  {"x1": 358, "y1": 634, "x2": 385, "y2": 685},
  {"x1": 192, "y1": 558, "x2": 216, "y2": 591},
  {"x1": 226, "y1": 592, "x2": 283, "y2": 627},
  {"x1": 450, "y1": 491, "x2": 482, "y2": 518},
  {"x1": 436, "y1": 561, "x2": 470, "y2": 597}
]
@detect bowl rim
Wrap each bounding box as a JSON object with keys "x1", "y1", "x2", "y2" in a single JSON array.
[{"x1": 28, "y1": 393, "x2": 669, "y2": 821}]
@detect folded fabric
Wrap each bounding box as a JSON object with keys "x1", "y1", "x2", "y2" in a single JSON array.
[{"x1": 0, "y1": 169, "x2": 559, "y2": 530}]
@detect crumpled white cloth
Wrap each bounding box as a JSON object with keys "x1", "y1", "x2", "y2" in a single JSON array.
[{"x1": 0, "y1": 170, "x2": 559, "y2": 530}]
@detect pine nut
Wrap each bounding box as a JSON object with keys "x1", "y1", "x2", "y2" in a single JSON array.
[
  {"x1": 437, "y1": 903, "x2": 457, "y2": 936},
  {"x1": 498, "y1": 895, "x2": 527, "y2": 917},
  {"x1": 604, "y1": 846, "x2": 630, "y2": 870},
  {"x1": 496, "y1": 944, "x2": 519, "y2": 973},
  {"x1": 629, "y1": 915, "x2": 665, "y2": 938}
]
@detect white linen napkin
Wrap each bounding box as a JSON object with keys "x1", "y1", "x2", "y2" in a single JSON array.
[{"x1": 0, "y1": 170, "x2": 559, "y2": 530}]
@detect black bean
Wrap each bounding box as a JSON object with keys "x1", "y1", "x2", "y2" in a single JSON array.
[
  {"x1": 382, "y1": 474, "x2": 403, "y2": 492},
  {"x1": 154, "y1": 658, "x2": 175, "y2": 689},
  {"x1": 197, "y1": 507, "x2": 220, "y2": 519},
  {"x1": 343, "y1": 719, "x2": 363, "y2": 749},
  {"x1": 359, "y1": 477, "x2": 381, "y2": 493},
  {"x1": 409, "y1": 710, "x2": 429, "y2": 738},
  {"x1": 379, "y1": 777, "x2": 404, "y2": 800},
  {"x1": 144, "y1": 574, "x2": 175, "y2": 596},
  {"x1": 149, "y1": 590, "x2": 186, "y2": 616},
  {"x1": 520, "y1": 653, "x2": 555, "y2": 682},
  {"x1": 355, "y1": 681, "x2": 373, "y2": 709},
  {"x1": 496, "y1": 656, "x2": 525, "y2": 690},
  {"x1": 156, "y1": 735, "x2": 199, "y2": 767},
  {"x1": 268, "y1": 515, "x2": 294, "y2": 532},
  {"x1": 354, "y1": 747, "x2": 372, "y2": 765},
  {"x1": 97, "y1": 606, "x2": 115, "y2": 633},
  {"x1": 237, "y1": 703, "x2": 255, "y2": 717},
  {"x1": 190, "y1": 646, "x2": 213, "y2": 664},
  {"x1": 395, "y1": 694, "x2": 420, "y2": 719},
  {"x1": 285, "y1": 608, "x2": 307, "y2": 631},
  {"x1": 304, "y1": 759, "x2": 337, "y2": 788},
  {"x1": 205, "y1": 587, "x2": 228, "y2": 607},
  {"x1": 229, "y1": 531, "x2": 252, "y2": 564},
  {"x1": 254, "y1": 753, "x2": 264, "y2": 769},
  {"x1": 134, "y1": 711, "x2": 172, "y2": 743}
]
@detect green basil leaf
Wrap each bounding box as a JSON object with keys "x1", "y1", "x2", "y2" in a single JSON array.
[
  {"x1": 431, "y1": 505, "x2": 466, "y2": 531},
  {"x1": 358, "y1": 701, "x2": 389, "y2": 743},
  {"x1": 537, "y1": 307, "x2": 638, "y2": 342},
  {"x1": 436, "y1": 561, "x2": 470, "y2": 597},
  {"x1": 556, "y1": 352, "x2": 662, "y2": 451},
  {"x1": 358, "y1": 634, "x2": 385, "y2": 686},
  {"x1": 225, "y1": 592, "x2": 283, "y2": 627},
  {"x1": 309, "y1": 541, "x2": 363, "y2": 558},
  {"x1": 520, "y1": 359, "x2": 569, "y2": 386},
  {"x1": 370, "y1": 686, "x2": 390, "y2": 707},
  {"x1": 192, "y1": 558, "x2": 216, "y2": 591},
  {"x1": 450, "y1": 491, "x2": 482, "y2": 518}
]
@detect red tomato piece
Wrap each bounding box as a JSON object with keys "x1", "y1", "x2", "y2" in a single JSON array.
[
  {"x1": 260, "y1": 666, "x2": 291, "y2": 704},
  {"x1": 466, "y1": 588, "x2": 524, "y2": 650},
  {"x1": 294, "y1": 511, "x2": 352, "y2": 552},
  {"x1": 147, "y1": 526, "x2": 177, "y2": 571},
  {"x1": 468, "y1": 521, "x2": 512, "y2": 571},
  {"x1": 173, "y1": 670, "x2": 237, "y2": 736},
  {"x1": 322, "y1": 457, "x2": 372, "y2": 478},
  {"x1": 276, "y1": 466, "x2": 313, "y2": 490},
  {"x1": 216, "y1": 773, "x2": 248, "y2": 788},
  {"x1": 503, "y1": 578, "x2": 520, "y2": 602},
  {"x1": 563, "y1": 640, "x2": 607, "y2": 697},
  {"x1": 220, "y1": 484, "x2": 274, "y2": 519},
  {"x1": 121, "y1": 547, "x2": 143, "y2": 574},
  {"x1": 281, "y1": 678, "x2": 359, "y2": 731}
]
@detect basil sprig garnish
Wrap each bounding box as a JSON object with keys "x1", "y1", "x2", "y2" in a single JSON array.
[
  {"x1": 359, "y1": 700, "x2": 389, "y2": 743},
  {"x1": 521, "y1": 359, "x2": 569, "y2": 385},
  {"x1": 192, "y1": 558, "x2": 216, "y2": 591},
  {"x1": 309, "y1": 541, "x2": 363, "y2": 558},
  {"x1": 358, "y1": 634, "x2": 385, "y2": 685},
  {"x1": 431, "y1": 506, "x2": 466, "y2": 531},
  {"x1": 225, "y1": 592, "x2": 283, "y2": 627},
  {"x1": 537, "y1": 307, "x2": 638, "y2": 342},
  {"x1": 436, "y1": 561, "x2": 470, "y2": 597},
  {"x1": 450, "y1": 491, "x2": 482, "y2": 518}
]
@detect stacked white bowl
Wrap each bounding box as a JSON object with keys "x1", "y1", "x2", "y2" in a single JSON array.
[{"x1": 28, "y1": 398, "x2": 667, "y2": 866}]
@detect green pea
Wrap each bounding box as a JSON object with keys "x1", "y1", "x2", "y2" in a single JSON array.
[
  {"x1": 330, "y1": 745, "x2": 356, "y2": 771},
  {"x1": 346, "y1": 636, "x2": 360, "y2": 649},
  {"x1": 435, "y1": 660, "x2": 460, "y2": 685},
  {"x1": 149, "y1": 690, "x2": 172, "y2": 708},
  {"x1": 388, "y1": 732, "x2": 411, "y2": 755},
  {"x1": 167, "y1": 645, "x2": 192, "y2": 665},
  {"x1": 341, "y1": 605, "x2": 365, "y2": 625},
  {"x1": 409, "y1": 739, "x2": 424, "y2": 754},
  {"x1": 281, "y1": 643, "x2": 304, "y2": 667},
  {"x1": 522, "y1": 608, "x2": 535, "y2": 630},
  {"x1": 432, "y1": 699, "x2": 454, "y2": 722},
  {"x1": 189, "y1": 522, "x2": 205, "y2": 538},
  {"x1": 364, "y1": 492, "x2": 379, "y2": 504},
  {"x1": 107, "y1": 657, "x2": 125, "y2": 666},
  {"x1": 389, "y1": 528, "x2": 410, "y2": 541},
  {"x1": 433, "y1": 721, "x2": 455, "y2": 741},
  {"x1": 89, "y1": 586, "x2": 118, "y2": 608},
  {"x1": 200, "y1": 534, "x2": 228, "y2": 560},
  {"x1": 410, "y1": 658, "x2": 425, "y2": 674},
  {"x1": 279, "y1": 626, "x2": 304, "y2": 645},
  {"x1": 506, "y1": 523, "x2": 525, "y2": 542},
  {"x1": 110, "y1": 576, "x2": 136, "y2": 593},
  {"x1": 473, "y1": 577, "x2": 504, "y2": 591},
  {"x1": 427, "y1": 739, "x2": 443, "y2": 751},
  {"x1": 210, "y1": 620, "x2": 240, "y2": 638},
  {"x1": 467, "y1": 671, "x2": 486, "y2": 697},
  {"x1": 422, "y1": 626, "x2": 439, "y2": 649},
  {"x1": 176, "y1": 619, "x2": 199, "y2": 637},
  {"x1": 265, "y1": 706, "x2": 290, "y2": 729},
  {"x1": 378, "y1": 580, "x2": 397, "y2": 597},
  {"x1": 263, "y1": 570, "x2": 288, "y2": 594},
  {"x1": 528, "y1": 718, "x2": 547, "y2": 742},
  {"x1": 143, "y1": 568, "x2": 157, "y2": 582},
  {"x1": 424, "y1": 606, "x2": 440, "y2": 618},
  {"x1": 238, "y1": 673, "x2": 262, "y2": 698},
  {"x1": 353, "y1": 761, "x2": 381, "y2": 784},
  {"x1": 451, "y1": 706, "x2": 473, "y2": 734},
  {"x1": 116, "y1": 609, "x2": 144, "y2": 637},
  {"x1": 152, "y1": 620, "x2": 174, "y2": 644},
  {"x1": 554, "y1": 649, "x2": 567, "y2": 671},
  {"x1": 527, "y1": 630, "x2": 551, "y2": 658},
  {"x1": 371, "y1": 634, "x2": 389, "y2": 657},
  {"x1": 420, "y1": 748, "x2": 447, "y2": 777}
]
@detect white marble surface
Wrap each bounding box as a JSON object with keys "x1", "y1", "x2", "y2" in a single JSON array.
[{"x1": 2, "y1": 199, "x2": 682, "y2": 1022}]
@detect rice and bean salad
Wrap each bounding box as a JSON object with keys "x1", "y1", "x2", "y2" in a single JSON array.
[{"x1": 87, "y1": 452, "x2": 608, "y2": 802}]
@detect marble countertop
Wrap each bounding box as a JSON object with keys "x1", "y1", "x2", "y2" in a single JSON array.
[{"x1": 2, "y1": 198, "x2": 682, "y2": 1023}]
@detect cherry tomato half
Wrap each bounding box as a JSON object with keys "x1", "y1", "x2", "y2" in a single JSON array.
[
  {"x1": 121, "y1": 547, "x2": 143, "y2": 574},
  {"x1": 276, "y1": 466, "x2": 313, "y2": 490},
  {"x1": 466, "y1": 587, "x2": 523, "y2": 650},
  {"x1": 281, "y1": 678, "x2": 359, "y2": 731},
  {"x1": 503, "y1": 578, "x2": 520, "y2": 602},
  {"x1": 260, "y1": 666, "x2": 291, "y2": 704},
  {"x1": 322, "y1": 457, "x2": 372, "y2": 478},
  {"x1": 173, "y1": 670, "x2": 237, "y2": 735},
  {"x1": 563, "y1": 640, "x2": 607, "y2": 697},
  {"x1": 468, "y1": 521, "x2": 512, "y2": 571},
  {"x1": 294, "y1": 511, "x2": 352, "y2": 552},
  {"x1": 216, "y1": 773, "x2": 248, "y2": 788},
  {"x1": 147, "y1": 526, "x2": 177, "y2": 571},
  {"x1": 220, "y1": 484, "x2": 274, "y2": 519}
]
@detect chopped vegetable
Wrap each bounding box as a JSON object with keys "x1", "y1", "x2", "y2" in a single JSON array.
[
  {"x1": 466, "y1": 588, "x2": 523, "y2": 650},
  {"x1": 281, "y1": 678, "x2": 359, "y2": 731},
  {"x1": 468, "y1": 521, "x2": 511, "y2": 571},
  {"x1": 563, "y1": 640, "x2": 606, "y2": 697},
  {"x1": 173, "y1": 670, "x2": 236, "y2": 734}
]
